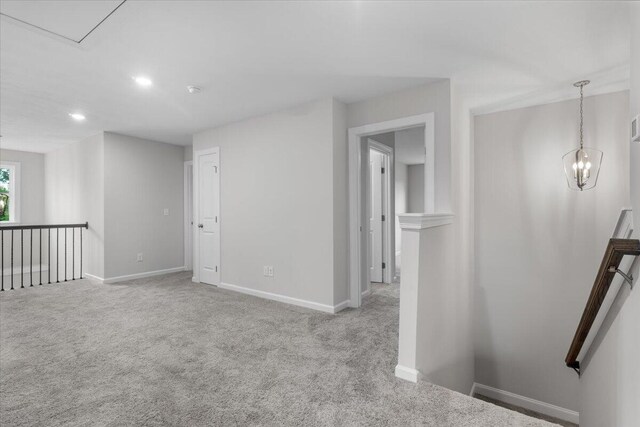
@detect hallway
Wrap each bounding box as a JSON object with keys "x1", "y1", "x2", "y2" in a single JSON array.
[{"x1": 0, "y1": 273, "x2": 553, "y2": 426}]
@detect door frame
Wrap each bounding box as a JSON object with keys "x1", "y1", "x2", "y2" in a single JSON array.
[
  {"x1": 184, "y1": 160, "x2": 193, "y2": 272},
  {"x1": 348, "y1": 113, "x2": 435, "y2": 308},
  {"x1": 367, "y1": 139, "x2": 393, "y2": 285},
  {"x1": 193, "y1": 147, "x2": 221, "y2": 285}
]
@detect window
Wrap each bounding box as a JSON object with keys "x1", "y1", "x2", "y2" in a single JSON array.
[{"x1": 0, "y1": 162, "x2": 20, "y2": 223}]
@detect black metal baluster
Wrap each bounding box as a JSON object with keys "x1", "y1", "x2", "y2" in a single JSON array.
[
  {"x1": 39, "y1": 229, "x2": 42, "y2": 285},
  {"x1": 56, "y1": 228, "x2": 59, "y2": 283},
  {"x1": 80, "y1": 227, "x2": 83, "y2": 279},
  {"x1": 48, "y1": 229, "x2": 51, "y2": 284},
  {"x1": 20, "y1": 229, "x2": 23, "y2": 288},
  {"x1": 11, "y1": 230, "x2": 14, "y2": 290},
  {"x1": 64, "y1": 227, "x2": 67, "y2": 282},
  {"x1": 1, "y1": 230, "x2": 3, "y2": 291},
  {"x1": 30, "y1": 229, "x2": 33, "y2": 286}
]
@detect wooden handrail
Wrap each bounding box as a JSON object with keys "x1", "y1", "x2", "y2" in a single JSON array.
[{"x1": 565, "y1": 238, "x2": 640, "y2": 373}]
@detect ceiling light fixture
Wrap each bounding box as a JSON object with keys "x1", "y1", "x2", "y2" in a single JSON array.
[
  {"x1": 187, "y1": 85, "x2": 202, "y2": 94},
  {"x1": 133, "y1": 76, "x2": 153, "y2": 87},
  {"x1": 562, "y1": 80, "x2": 602, "y2": 191},
  {"x1": 69, "y1": 113, "x2": 86, "y2": 121}
]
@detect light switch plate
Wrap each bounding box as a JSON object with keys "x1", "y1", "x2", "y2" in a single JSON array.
[{"x1": 163, "y1": 208, "x2": 169, "y2": 216}]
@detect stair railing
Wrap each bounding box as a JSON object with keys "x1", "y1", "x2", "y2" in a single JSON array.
[
  {"x1": 0, "y1": 222, "x2": 89, "y2": 291},
  {"x1": 565, "y1": 237, "x2": 640, "y2": 375}
]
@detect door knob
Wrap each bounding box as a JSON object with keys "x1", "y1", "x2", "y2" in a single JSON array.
[{"x1": 198, "y1": 224, "x2": 204, "y2": 228}]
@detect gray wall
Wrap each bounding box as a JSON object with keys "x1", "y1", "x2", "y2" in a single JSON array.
[
  {"x1": 0, "y1": 149, "x2": 45, "y2": 224},
  {"x1": 407, "y1": 164, "x2": 425, "y2": 213},
  {"x1": 103, "y1": 132, "x2": 184, "y2": 278},
  {"x1": 474, "y1": 91, "x2": 630, "y2": 413},
  {"x1": 579, "y1": 5, "x2": 640, "y2": 426},
  {"x1": 1, "y1": 149, "x2": 46, "y2": 278},
  {"x1": 332, "y1": 99, "x2": 349, "y2": 305},
  {"x1": 348, "y1": 79, "x2": 474, "y2": 395},
  {"x1": 45, "y1": 133, "x2": 105, "y2": 278},
  {"x1": 193, "y1": 98, "x2": 345, "y2": 307}
]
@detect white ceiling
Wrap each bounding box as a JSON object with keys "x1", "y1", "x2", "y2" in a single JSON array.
[
  {"x1": 0, "y1": 0, "x2": 631, "y2": 153},
  {"x1": 0, "y1": 1, "x2": 123, "y2": 42}
]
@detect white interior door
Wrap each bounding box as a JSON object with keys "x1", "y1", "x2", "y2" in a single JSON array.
[
  {"x1": 196, "y1": 149, "x2": 220, "y2": 285},
  {"x1": 369, "y1": 149, "x2": 384, "y2": 283},
  {"x1": 184, "y1": 162, "x2": 193, "y2": 271}
]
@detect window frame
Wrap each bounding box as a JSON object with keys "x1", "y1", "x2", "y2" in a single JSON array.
[{"x1": 0, "y1": 161, "x2": 21, "y2": 224}]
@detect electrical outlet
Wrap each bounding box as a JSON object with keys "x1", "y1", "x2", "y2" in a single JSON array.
[
  {"x1": 263, "y1": 266, "x2": 274, "y2": 277},
  {"x1": 268, "y1": 266, "x2": 274, "y2": 277},
  {"x1": 163, "y1": 208, "x2": 169, "y2": 216},
  {"x1": 137, "y1": 253, "x2": 143, "y2": 262}
]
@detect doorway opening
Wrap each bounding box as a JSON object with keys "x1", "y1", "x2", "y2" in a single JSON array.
[{"x1": 348, "y1": 113, "x2": 435, "y2": 308}]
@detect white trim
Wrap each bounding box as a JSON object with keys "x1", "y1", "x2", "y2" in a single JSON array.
[
  {"x1": 100, "y1": 267, "x2": 186, "y2": 284},
  {"x1": 398, "y1": 213, "x2": 454, "y2": 230},
  {"x1": 394, "y1": 365, "x2": 421, "y2": 383},
  {"x1": 84, "y1": 273, "x2": 104, "y2": 283},
  {"x1": 361, "y1": 288, "x2": 371, "y2": 298},
  {"x1": 219, "y1": 282, "x2": 348, "y2": 314},
  {"x1": 333, "y1": 300, "x2": 350, "y2": 313},
  {"x1": 470, "y1": 383, "x2": 579, "y2": 424},
  {"x1": 2, "y1": 264, "x2": 49, "y2": 276},
  {"x1": 183, "y1": 161, "x2": 193, "y2": 270},
  {"x1": 193, "y1": 147, "x2": 221, "y2": 285},
  {"x1": 349, "y1": 113, "x2": 435, "y2": 308},
  {"x1": 368, "y1": 139, "x2": 394, "y2": 284},
  {"x1": 612, "y1": 207, "x2": 634, "y2": 238}
]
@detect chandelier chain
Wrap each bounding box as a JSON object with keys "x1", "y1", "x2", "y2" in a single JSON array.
[{"x1": 579, "y1": 84, "x2": 584, "y2": 149}]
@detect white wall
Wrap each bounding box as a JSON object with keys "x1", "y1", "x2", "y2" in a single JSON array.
[
  {"x1": 579, "y1": 5, "x2": 640, "y2": 426},
  {"x1": 193, "y1": 98, "x2": 346, "y2": 308},
  {"x1": 103, "y1": 132, "x2": 184, "y2": 279},
  {"x1": 184, "y1": 145, "x2": 193, "y2": 162},
  {"x1": 474, "y1": 91, "x2": 630, "y2": 413},
  {"x1": 45, "y1": 133, "x2": 105, "y2": 278},
  {"x1": 348, "y1": 79, "x2": 474, "y2": 394},
  {"x1": 407, "y1": 164, "x2": 425, "y2": 213}
]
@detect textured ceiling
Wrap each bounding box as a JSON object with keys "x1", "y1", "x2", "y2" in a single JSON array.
[{"x1": 0, "y1": 1, "x2": 631, "y2": 152}]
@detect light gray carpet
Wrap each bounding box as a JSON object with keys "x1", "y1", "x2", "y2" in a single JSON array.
[{"x1": 1, "y1": 272, "x2": 557, "y2": 426}]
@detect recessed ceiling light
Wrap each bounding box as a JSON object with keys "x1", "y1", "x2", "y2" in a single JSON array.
[
  {"x1": 187, "y1": 85, "x2": 202, "y2": 94},
  {"x1": 133, "y1": 76, "x2": 153, "y2": 87},
  {"x1": 69, "y1": 113, "x2": 86, "y2": 121}
]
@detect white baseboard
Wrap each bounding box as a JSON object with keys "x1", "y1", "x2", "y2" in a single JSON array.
[
  {"x1": 333, "y1": 299, "x2": 350, "y2": 313},
  {"x1": 470, "y1": 383, "x2": 579, "y2": 424},
  {"x1": 84, "y1": 273, "x2": 104, "y2": 283},
  {"x1": 101, "y1": 267, "x2": 186, "y2": 284},
  {"x1": 2, "y1": 264, "x2": 49, "y2": 276},
  {"x1": 395, "y1": 364, "x2": 421, "y2": 383},
  {"x1": 361, "y1": 288, "x2": 371, "y2": 297},
  {"x1": 219, "y1": 282, "x2": 348, "y2": 314}
]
